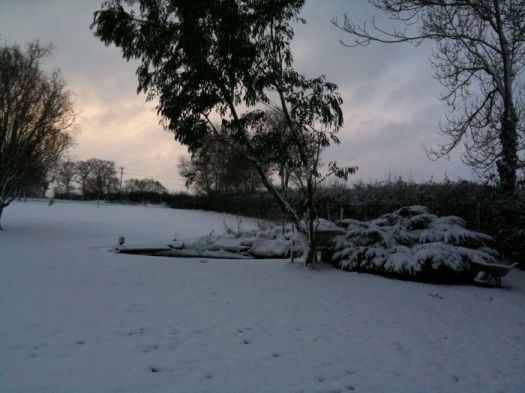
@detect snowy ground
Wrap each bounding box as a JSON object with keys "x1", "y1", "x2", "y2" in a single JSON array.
[{"x1": 1, "y1": 200, "x2": 524, "y2": 393}]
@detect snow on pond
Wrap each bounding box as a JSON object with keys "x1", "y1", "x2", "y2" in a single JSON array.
[{"x1": 1, "y1": 200, "x2": 524, "y2": 393}]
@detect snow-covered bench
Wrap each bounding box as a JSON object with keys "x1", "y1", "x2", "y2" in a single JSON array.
[{"x1": 471, "y1": 261, "x2": 518, "y2": 287}]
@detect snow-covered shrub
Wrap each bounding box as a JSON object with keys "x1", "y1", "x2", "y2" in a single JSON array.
[{"x1": 330, "y1": 206, "x2": 499, "y2": 282}]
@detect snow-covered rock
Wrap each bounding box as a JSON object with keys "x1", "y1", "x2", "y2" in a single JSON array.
[
  {"x1": 163, "y1": 225, "x2": 298, "y2": 259},
  {"x1": 330, "y1": 206, "x2": 499, "y2": 282},
  {"x1": 214, "y1": 235, "x2": 251, "y2": 253},
  {"x1": 248, "y1": 232, "x2": 291, "y2": 258}
]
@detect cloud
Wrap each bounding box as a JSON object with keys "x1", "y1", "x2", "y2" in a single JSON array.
[
  {"x1": 292, "y1": 0, "x2": 471, "y2": 183},
  {"x1": 0, "y1": 0, "x2": 190, "y2": 191},
  {"x1": 72, "y1": 82, "x2": 188, "y2": 190},
  {"x1": 0, "y1": 0, "x2": 475, "y2": 191}
]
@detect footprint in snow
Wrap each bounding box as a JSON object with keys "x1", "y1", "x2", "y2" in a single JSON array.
[
  {"x1": 127, "y1": 327, "x2": 145, "y2": 336},
  {"x1": 26, "y1": 343, "x2": 48, "y2": 358},
  {"x1": 149, "y1": 366, "x2": 173, "y2": 373},
  {"x1": 141, "y1": 344, "x2": 159, "y2": 353}
]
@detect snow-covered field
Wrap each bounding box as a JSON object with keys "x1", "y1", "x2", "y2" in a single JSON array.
[{"x1": 1, "y1": 200, "x2": 524, "y2": 393}]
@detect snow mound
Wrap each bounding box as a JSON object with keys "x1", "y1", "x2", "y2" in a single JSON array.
[
  {"x1": 331, "y1": 206, "x2": 499, "y2": 282},
  {"x1": 248, "y1": 232, "x2": 291, "y2": 258},
  {"x1": 161, "y1": 224, "x2": 301, "y2": 259}
]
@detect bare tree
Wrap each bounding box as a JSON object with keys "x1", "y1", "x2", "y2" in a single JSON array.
[
  {"x1": 85, "y1": 159, "x2": 118, "y2": 203},
  {"x1": 178, "y1": 135, "x2": 267, "y2": 197},
  {"x1": 334, "y1": 0, "x2": 525, "y2": 192},
  {"x1": 0, "y1": 42, "x2": 74, "y2": 228},
  {"x1": 54, "y1": 160, "x2": 77, "y2": 197},
  {"x1": 75, "y1": 160, "x2": 92, "y2": 199}
]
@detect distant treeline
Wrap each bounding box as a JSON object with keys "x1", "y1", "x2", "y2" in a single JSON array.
[{"x1": 53, "y1": 158, "x2": 169, "y2": 200}]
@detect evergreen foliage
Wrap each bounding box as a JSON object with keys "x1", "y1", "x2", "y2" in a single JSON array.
[{"x1": 330, "y1": 206, "x2": 499, "y2": 282}]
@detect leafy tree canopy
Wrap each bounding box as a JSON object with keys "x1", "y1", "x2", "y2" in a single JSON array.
[{"x1": 92, "y1": 0, "x2": 355, "y2": 265}]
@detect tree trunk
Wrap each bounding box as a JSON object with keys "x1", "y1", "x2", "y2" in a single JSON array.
[
  {"x1": 0, "y1": 205, "x2": 4, "y2": 230},
  {"x1": 494, "y1": 0, "x2": 518, "y2": 194},
  {"x1": 497, "y1": 105, "x2": 518, "y2": 193},
  {"x1": 304, "y1": 176, "x2": 317, "y2": 268}
]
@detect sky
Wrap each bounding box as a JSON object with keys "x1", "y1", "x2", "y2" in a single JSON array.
[{"x1": 0, "y1": 0, "x2": 474, "y2": 192}]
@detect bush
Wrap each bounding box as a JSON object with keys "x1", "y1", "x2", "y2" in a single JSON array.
[
  {"x1": 329, "y1": 206, "x2": 499, "y2": 283},
  {"x1": 316, "y1": 178, "x2": 524, "y2": 267}
]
